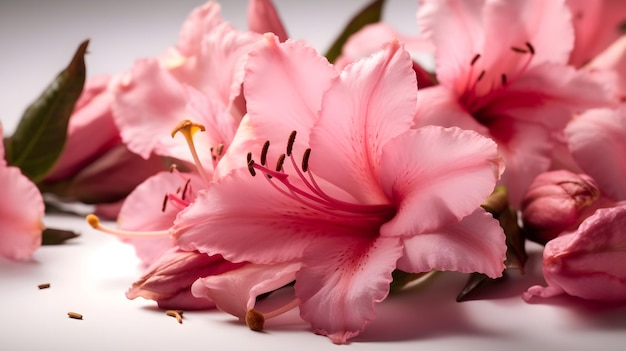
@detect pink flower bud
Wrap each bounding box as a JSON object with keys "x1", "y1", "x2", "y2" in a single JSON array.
[
  {"x1": 523, "y1": 204, "x2": 626, "y2": 302},
  {"x1": 521, "y1": 170, "x2": 599, "y2": 244}
]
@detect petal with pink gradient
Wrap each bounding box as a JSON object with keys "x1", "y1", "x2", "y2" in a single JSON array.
[
  {"x1": 191, "y1": 261, "x2": 300, "y2": 319},
  {"x1": 0, "y1": 125, "x2": 44, "y2": 260},
  {"x1": 397, "y1": 208, "x2": 506, "y2": 278},
  {"x1": 118, "y1": 171, "x2": 204, "y2": 266},
  {"x1": 126, "y1": 248, "x2": 243, "y2": 310},
  {"x1": 380, "y1": 126, "x2": 502, "y2": 236},
  {"x1": 523, "y1": 205, "x2": 626, "y2": 302},
  {"x1": 111, "y1": 59, "x2": 216, "y2": 168},
  {"x1": 247, "y1": 0, "x2": 288, "y2": 42},
  {"x1": 296, "y1": 235, "x2": 402, "y2": 344},
  {"x1": 243, "y1": 34, "x2": 338, "y2": 150},
  {"x1": 175, "y1": 0, "x2": 223, "y2": 57},
  {"x1": 173, "y1": 168, "x2": 368, "y2": 264},
  {"x1": 567, "y1": 0, "x2": 626, "y2": 67},
  {"x1": 566, "y1": 107, "x2": 626, "y2": 201},
  {"x1": 310, "y1": 40, "x2": 416, "y2": 204}
]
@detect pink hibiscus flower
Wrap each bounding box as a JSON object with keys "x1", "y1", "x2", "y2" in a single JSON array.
[
  {"x1": 413, "y1": 0, "x2": 613, "y2": 206},
  {"x1": 0, "y1": 124, "x2": 45, "y2": 260},
  {"x1": 172, "y1": 35, "x2": 506, "y2": 343}
]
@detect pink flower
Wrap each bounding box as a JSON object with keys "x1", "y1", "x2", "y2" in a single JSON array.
[
  {"x1": 126, "y1": 247, "x2": 245, "y2": 310},
  {"x1": 413, "y1": 0, "x2": 613, "y2": 206},
  {"x1": 111, "y1": 1, "x2": 263, "y2": 172},
  {"x1": 521, "y1": 170, "x2": 599, "y2": 244},
  {"x1": 0, "y1": 124, "x2": 45, "y2": 260},
  {"x1": 41, "y1": 75, "x2": 165, "y2": 209},
  {"x1": 173, "y1": 36, "x2": 506, "y2": 343},
  {"x1": 523, "y1": 204, "x2": 626, "y2": 302}
]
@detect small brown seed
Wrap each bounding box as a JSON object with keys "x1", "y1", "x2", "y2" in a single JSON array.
[
  {"x1": 166, "y1": 310, "x2": 183, "y2": 324},
  {"x1": 38, "y1": 283, "x2": 51, "y2": 289},
  {"x1": 67, "y1": 312, "x2": 83, "y2": 320}
]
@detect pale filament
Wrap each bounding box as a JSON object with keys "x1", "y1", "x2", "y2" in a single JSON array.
[{"x1": 86, "y1": 214, "x2": 170, "y2": 238}]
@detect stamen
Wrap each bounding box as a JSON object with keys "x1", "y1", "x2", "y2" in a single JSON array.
[
  {"x1": 86, "y1": 214, "x2": 169, "y2": 238},
  {"x1": 245, "y1": 298, "x2": 301, "y2": 332},
  {"x1": 511, "y1": 46, "x2": 528, "y2": 54},
  {"x1": 169, "y1": 164, "x2": 177, "y2": 173},
  {"x1": 247, "y1": 158, "x2": 257, "y2": 177},
  {"x1": 216, "y1": 144, "x2": 224, "y2": 157},
  {"x1": 477, "y1": 70, "x2": 486, "y2": 82},
  {"x1": 470, "y1": 53, "x2": 481, "y2": 66},
  {"x1": 275, "y1": 153, "x2": 286, "y2": 172},
  {"x1": 526, "y1": 42, "x2": 535, "y2": 55},
  {"x1": 301, "y1": 148, "x2": 311, "y2": 172},
  {"x1": 286, "y1": 131, "x2": 297, "y2": 156},
  {"x1": 181, "y1": 178, "x2": 191, "y2": 200},
  {"x1": 161, "y1": 194, "x2": 169, "y2": 212},
  {"x1": 260, "y1": 141, "x2": 270, "y2": 166},
  {"x1": 171, "y1": 119, "x2": 211, "y2": 184}
]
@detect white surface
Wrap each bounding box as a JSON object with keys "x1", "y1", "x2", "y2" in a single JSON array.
[
  {"x1": 2, "y1": 214, "x2": 626, "y2": 350},
  {"x1": 1, "y1": 1, "x2": 626, "y2": 350}
]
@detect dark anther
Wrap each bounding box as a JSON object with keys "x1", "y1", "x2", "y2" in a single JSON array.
[
  {"x1": 501, "y1": 73, "x2": 508, "y2": 86},
  {"x1": 247, "y1": 152, "x2": 253, "y2": 164},
  {"x1": 525, "y1": 42, "x2": 535, "y2": 55},
  {"x1": 161, "y1": 194, "x2": 169, "y2": 212},
  {"x1": 261, "y1": 140, "x2": 270, "y2": 166},
  {"x1": 286, "y1": 131, "x2": 297, "y2": 156},
  {"x1": 477, "y1": 70, "x2": 486, "y2": 82},
  {"x1": 181, "y1": 178, "x2": 191, "y2": 200},
  {"x1": 470, "y1": 53, "x2": 481, "y2": 66},
  {"x1": 511, "y1": 46, "x2": 528, "y2": 54},
  {"x1": 216, "y1": 144, "x2": 224, "y2": 157},
  {"x1": 275, "y1": 153, "x2": 286, "y2": 172},
  {"x1": 302, "y1": 148, "x2": 311, "y2": 172},
  {"x1": 247, "y1": 159, "x2": 257, "y2": 177}
]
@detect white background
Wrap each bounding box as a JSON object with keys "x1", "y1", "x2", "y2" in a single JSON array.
[{"x1": 1, "y1": 1, "x2": 626, "y2": 350}]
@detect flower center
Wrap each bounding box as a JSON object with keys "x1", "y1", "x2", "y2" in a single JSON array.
[
  {"x1": 246, "y1": 131, "x2": 396, "y2": 226},
  {"x1": 459, "y1": 42, "x2": 536, "y2": 123}
]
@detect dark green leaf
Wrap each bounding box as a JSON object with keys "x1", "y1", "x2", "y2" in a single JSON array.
[
  {"x1": 324, "y1": 0, "x2": 385, "y2": 63},
  {"x1": 42, "y1": 227, "x2": 80, "y2": 245},
  {"x1": 4, "y1": 40, "x2": 89, "y2": 183}
]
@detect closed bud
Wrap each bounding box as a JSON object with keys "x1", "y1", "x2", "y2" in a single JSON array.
[{"x1": 521, "y1": 170, "x2": 599, "y2": 244}]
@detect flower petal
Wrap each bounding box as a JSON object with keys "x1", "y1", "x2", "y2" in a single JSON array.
[
  {"x1": 566, "y1": 107, "x2": 626, "y2": 201},
  {"x1": 247, "y1": 0, "x2": 288, "y2": 42},
  {"x1": 173, "y1": 168, "x2": 358, "y2": 264},
  {"x1": 417, "y1": 0, "x2": 484, "y2": 92},
  {"x1": 310, "y1": 41, "x2": 416, "y2": 204},
  {"x1": 175, "y1": 1, "x2": 223, "y2": 57},
  {"x1": 191, "y1": 261, "x2": 300, "y2": 319},
  {"x1": 396, "y1": 208, "x2": 506, "y2": 278},
  {"x1": 126, "y1": 248, "x2": 242, "y2": 310},
  {"x1": 243, "y1": 34, "x2": 337, "y2": 151},
  {"x1": 0, "y1": 163, "x2": 44, "y2": 260},
  {"x1": 296, "y1": 235, "x2": 403, "y2": 344},
  {"x1": 380, "y1": 126, "x2": 502, "y2": 236},
  {"x1": 118, "y1": 171, "x2": 203, "y2": 266},
  {"x1": 524, "y1": 205, "x2": 626, "y2": 302}
]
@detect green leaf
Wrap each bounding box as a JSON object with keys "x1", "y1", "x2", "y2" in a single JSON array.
[
  {"x1": 4, "y1": 40, "x2": 89, "y2": 183},
  {"x1": 324, "y1": 0, "x2": 385, "y2": 63},
  {"x1": 42, "y1": 227, "x2": 80, "y2": 245}
]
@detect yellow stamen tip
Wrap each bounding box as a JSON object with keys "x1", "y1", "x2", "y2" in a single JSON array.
[
  {"x1": 86, "y1": 214, "x2": 100, "y2": 229},
  {"x1": 245, "y1": 309, "x2": 265, "y2": 332},
  {"x1": 171, "y1": 119, "x2": 206, "y2": 139}
]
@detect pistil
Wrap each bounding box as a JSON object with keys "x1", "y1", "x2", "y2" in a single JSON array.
[{"x1": 171, "y1": 120, "x2": 211, "y2": 184}]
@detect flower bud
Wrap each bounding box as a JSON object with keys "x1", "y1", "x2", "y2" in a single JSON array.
[
  {"x1": 521, "y1": 170, "x2": 599, "y2": 244},
  {"x1": 523, "y1": 204, "x2": 626, "y2": 302}
]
